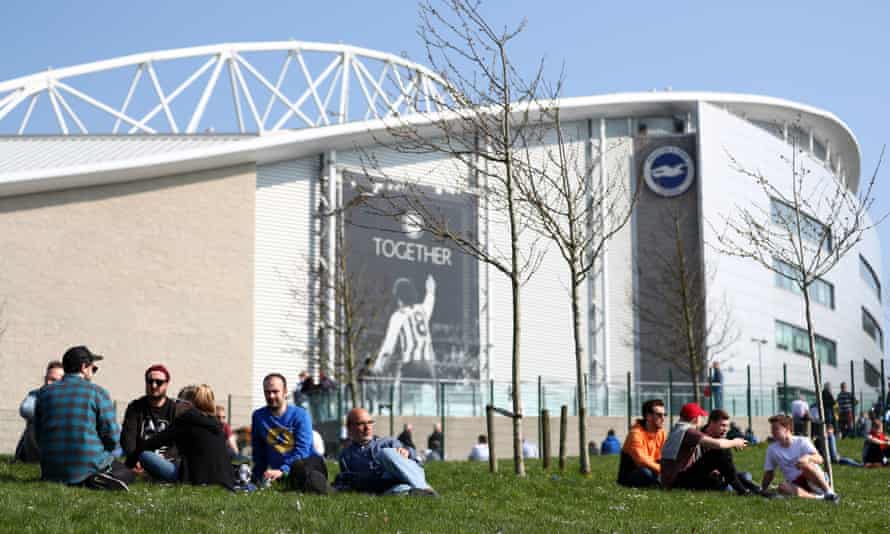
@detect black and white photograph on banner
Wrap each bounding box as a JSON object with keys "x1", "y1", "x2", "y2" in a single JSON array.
[{"x1": 342, "y1": 173, "x2": 481, "y2": 385}]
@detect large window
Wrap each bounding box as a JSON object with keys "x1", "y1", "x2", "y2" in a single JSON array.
[
  {"x1": 773, "y1": 258, "x2": 835, "y2": 309},
  {"x1": 859, "y1": 254, "x2": 881, "y2": 302},
  {"x1": 775, "y1": 320, "x2": 837, "y2": 366},
  {"x1": 865, "y1": 359, "x2": 881, "y2": 388},
  {"x1": 770, "y1": 198, "x2": 832, "y2": 253},
  {"x1": 862, "y1": 307, "x2": 884, "y2": 351}
]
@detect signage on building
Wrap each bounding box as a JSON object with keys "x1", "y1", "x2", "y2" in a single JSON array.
[
  {"x1": 342, "y1": 174, "x2": 480, "y2": 381},
  {"x1": 641, "y1": 143, "x2": 696, "y2": 197}
]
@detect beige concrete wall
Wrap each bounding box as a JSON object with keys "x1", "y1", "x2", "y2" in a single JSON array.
[{"x1": 0, "y1": 165, "x2": 256, "y2": 452}]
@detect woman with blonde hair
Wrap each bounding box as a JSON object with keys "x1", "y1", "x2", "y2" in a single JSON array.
[{"x1": 137, "y1": 384, "x2": 235, "y2": 489}]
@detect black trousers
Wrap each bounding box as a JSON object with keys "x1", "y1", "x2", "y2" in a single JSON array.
[
  {"x1": 286, "y1": 456, "x2": 329, "y2": 491},
  {"x1": 672, "y1": 449, "x2": 738, "y2": 491}
]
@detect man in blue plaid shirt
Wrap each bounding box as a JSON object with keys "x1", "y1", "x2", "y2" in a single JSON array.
[{"x1": 35, "y1": 346, "x2": 133, "y2": 491}]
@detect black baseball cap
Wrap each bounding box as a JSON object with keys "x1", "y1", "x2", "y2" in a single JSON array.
[{"x1": 62, "y1": 345, "x2": 104, "y2": 372}]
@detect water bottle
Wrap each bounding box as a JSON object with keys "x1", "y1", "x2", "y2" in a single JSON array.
[{"x1": 238, "y1": 464, "x2": 251, "y2": 485}]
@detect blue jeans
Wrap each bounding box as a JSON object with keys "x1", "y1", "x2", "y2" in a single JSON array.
[
  {"x1": 378, "y1": 448, "x2": 430, "y2": 494},
  {"x1": 619, "y1": 467, "x2": 659, "y2": 488},
  {"x1": 140, "y1": 451, "x2": 178, "y2": 482}
]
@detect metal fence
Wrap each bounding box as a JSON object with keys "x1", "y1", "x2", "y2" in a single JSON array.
[{"x1": 300, "y1": 360, "x2": 889, "y2": 429}]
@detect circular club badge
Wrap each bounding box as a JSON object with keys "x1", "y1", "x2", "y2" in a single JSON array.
[{"x1": 643, "y1": 146, "x2": 695, "y2": 197}]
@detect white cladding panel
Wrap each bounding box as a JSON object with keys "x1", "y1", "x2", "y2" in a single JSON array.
[
  {"x1": 604, "y1": 135, "x2": 636, "y2": 384},
  {"x1": 699, "y1": 102, "x2": 885, "y2": 395},
  {"x1": 254, "y1": 157, "x2": 319, "y2": 407}
]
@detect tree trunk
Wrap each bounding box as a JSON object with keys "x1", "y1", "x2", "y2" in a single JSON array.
[
  {"x1": 570, "y1": 266, "x2": 590, "y2": 474},
  {"x1": 511, "y1": 273, "x2": 525, "y2": 475},
  {"x1": 803, "y1": 285, "x2": 834, "y2": 489},
  {"x1": 674, "y1": 217, "x2": 700, "y2": 405}
]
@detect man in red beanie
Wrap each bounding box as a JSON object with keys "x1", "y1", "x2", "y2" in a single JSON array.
[
  {"x1": 660, "y1": 402, "x2": 750, "y2": 493},
  {"x1": 121, "y1": 364, "x2": 182, "y2": 480}
]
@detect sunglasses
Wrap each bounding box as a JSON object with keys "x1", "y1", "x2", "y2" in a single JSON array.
[
  {"x1": 352, "y1": 420, "x2": 375, "y2": 427},
  {"x1": 146, "y1": 378, "x2": 167, "y2": 386}
]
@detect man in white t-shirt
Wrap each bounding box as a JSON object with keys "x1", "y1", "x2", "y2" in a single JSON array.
[
  {"x1": 468, "y1": 434, "x2": 489, "y2": 461},
  {"x1": 761, "y1": 414, "x2": 839, "y2": 503}
]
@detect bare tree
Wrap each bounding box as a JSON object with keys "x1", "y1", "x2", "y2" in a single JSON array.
[
  {"x1": 357, "y1": 0, "x2": 553, "y2": 475},
  {"x1": 632, "y1": 204, "x2": 738, "y2": 404},
  {"x1": 284, "y1": 198, "x2": 388, "y2": 409},
  {"x1": 714, "y1": 138, "x2": 885, "y2": 491},
  {"x1": 516, "y1": 107, "x2": 636, "y2": 474}
]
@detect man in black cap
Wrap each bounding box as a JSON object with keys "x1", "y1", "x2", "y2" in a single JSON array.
[{"x1": 34, "y1": 345, "x2": 133, "y2": 490}]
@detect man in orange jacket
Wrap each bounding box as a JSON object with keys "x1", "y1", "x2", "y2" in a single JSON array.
[{"x1": 617, "y1": 399, "x2": 667, "y2": 487}]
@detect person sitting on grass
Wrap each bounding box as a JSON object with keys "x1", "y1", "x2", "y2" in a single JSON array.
[
  {"x1": 35, "y1": 346, "x2": 134, "y2": 491},
  {"x1": 863, "y1": 418, "x2": 890, "y2": 468},
  {"x1": 660, "y1": 404, "x2": 751, "y2": 494},
  {"x1": 251, "y1": 373, "x2": 331, "y2": 494},
  {"x1": 814, "y1": 423, "x2": 862, "y2": 467},
  {"x1": 135, "y1": 384, "x2": 235, "y2": 490},
  {"x1": 335, "y1": 407, "x2": 437, "y2": 496},
  {"x1": 617, "y1": 399, "x2": 667, "y2": 488},
  {"x1": 121, "y1": 364, "x2": 183, "y2": 478},
  {"x1": 468, "y1": 434, "x2": 489, "y2": 461},
  {"x1": 15, "y1": 360, "x2": 64, "y2": 463},
  {"x1": 760, "y1": 414, "x2": 839, "y2": 503},
  {"x1": 699, "y1": 409, "x2": 763, "y2": 494},
  {"x1": 600, "y1": 429, "x2": 621, "y2": 455}
]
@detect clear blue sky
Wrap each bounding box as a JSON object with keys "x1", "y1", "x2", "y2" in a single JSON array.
[{"x1": 2, "y1": 1, "x2": 889, "y2": 315}]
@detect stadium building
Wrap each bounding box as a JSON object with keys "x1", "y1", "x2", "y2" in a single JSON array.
[{"x1": 0, "y1": 43, "x2": 884, "y2": 442}]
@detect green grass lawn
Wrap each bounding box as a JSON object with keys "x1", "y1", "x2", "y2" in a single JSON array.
[{"x1": 0, "y1": 439, "x2": 886, "y2": 533}]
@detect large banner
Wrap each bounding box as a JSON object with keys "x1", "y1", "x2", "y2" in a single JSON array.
[{"x1": 342, "y1": 173, "x2": 480, "y2": 381}]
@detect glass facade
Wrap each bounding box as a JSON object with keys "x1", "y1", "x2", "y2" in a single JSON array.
[
  {"x1": 859, "y1": 254, "x2": 881, "y2": 301},
  {"x1": 862, "y1": 307, "x2": 884, "y2": 350},
  {"x1": 773, "y1": 258, "x2": 834, "y2": 308},
  {"x1": 770, "y1": 198, "x2": 833, "y2": 253},
  {"x1": 775, "y1": 320, "x2": 837, "y2": 366}
]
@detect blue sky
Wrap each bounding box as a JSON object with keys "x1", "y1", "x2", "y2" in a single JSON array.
[{"x1": 2, "y1": 1, "x2": 889, "y2": 310}]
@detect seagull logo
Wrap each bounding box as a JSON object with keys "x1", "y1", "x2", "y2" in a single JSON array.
[
  {"x1": 651, "y1": 163, "x2": 687, "y2": 179},
  {"x1": 643, "y1": 146, "x2": 695, "y2": 197}
]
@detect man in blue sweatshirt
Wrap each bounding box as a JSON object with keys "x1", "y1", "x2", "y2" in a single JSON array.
[
  {"x1": 335, "y1": 407, "x2": 437, "y2": 496},
  {"x1": 251, "y1": 373, "x2": 330, "y2": 494}
]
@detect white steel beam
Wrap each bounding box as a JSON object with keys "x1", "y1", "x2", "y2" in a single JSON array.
[
  {"x1": 128, "y1": 56, "x2": 216, "y2": 134},
  {"x1": 273, "y1": 55, "x2": 341, "y2": 131},
  {"x1": 295, "y1": 51, "x2": 327, "y2": 124},
  {"x1": 261, "y1": 51, "x2": 292, "y2": 126},
  {"x1": 47, "y1": 85, "x2": 69, "y2": 135},
  {"x1": 235, "y1": 53, "x2": 313, "y2": 129},
  {"x1": 227, "y1": 56, "x2": 245, "y2": 134},
  {"x1": 51, "y1": 85, "x2": 88, "y2": 134},
  {"x1": 18, "y1": 93, "x2": 39, "y2": 134},
  {"x1": 55, "y1": 81, "x2": 156, "y2": 133},
  {"x1": 338, "y1": 53, "x2": 351, "y2": 123},
  {"x1": 230, "y1": 55, "x2": 264, "y2": 133},
  {"x1": 113, "y1": 64, "x2": 144, "y2": 134},
  {"x1": 187, "y1": 54, "x2": 225, "y2": 133},
  {"x1": 146, "y1": 61, "x2": 178, "y2": 133}
]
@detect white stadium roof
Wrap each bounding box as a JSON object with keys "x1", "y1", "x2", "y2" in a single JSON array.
[{"x1": 0, "y1": 43, "x2": 861, "y2": 197}]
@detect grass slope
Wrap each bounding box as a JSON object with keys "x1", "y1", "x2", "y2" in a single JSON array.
[{"x1": 0, "y1": 439, "x2": 885, "y2": 533}]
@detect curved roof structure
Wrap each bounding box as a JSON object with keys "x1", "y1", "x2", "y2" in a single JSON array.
[
  {"x1": 0, "y1": 43, "x2": 862, "y2": 197},
  {"x1": 0, "y1": 41, "x2": 451, "y2": 135}
]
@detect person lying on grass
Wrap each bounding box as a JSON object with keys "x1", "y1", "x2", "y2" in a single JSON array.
[
  {"x1": 660, "y1": 403, "x2": 751, "y2": 494},
  {"x1": 760, "y1": 414, "x2": 839, "y2": 503},
  {"x1": 335, "y1": 407, "x2": 437, "y2": 496}
]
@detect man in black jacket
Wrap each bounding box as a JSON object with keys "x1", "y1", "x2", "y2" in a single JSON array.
[{"x1": 121, "y1": 364, "x2": 181, "y2": 477}]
